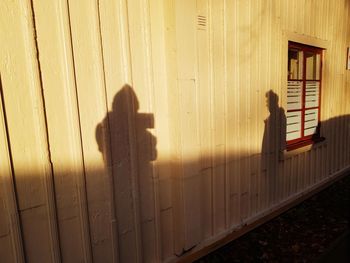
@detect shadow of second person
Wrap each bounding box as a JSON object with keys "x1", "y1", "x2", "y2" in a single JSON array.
[{"x1": 262, "y1": 90, "x2": 286, "y2": 204}]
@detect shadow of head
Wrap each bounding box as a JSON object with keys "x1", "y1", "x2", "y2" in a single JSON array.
[
  {"x1": 96, "y1": 85, "x2": 157, "y2": 166},
  {"x1": 266, "y1": 89, "x2": 279, "y2": 113}
]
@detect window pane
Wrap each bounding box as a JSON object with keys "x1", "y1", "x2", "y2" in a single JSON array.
[
  {"x1": 305, "y1": 52, "x2": 321, "y2": 80},
  {"x1": 286, "y1": 111, "x2": 302, "y2": 141},
  {"x1": 305, "y1": 81, "x2": 319, "y2": 108},
  {"x1": 304, "y1": 109, "x2": 319, "y2": 136},
  {"x1": 287, "y1": 81, "x2": 303, "y2": 110},
  {"x1": 288, "y1": 49, "x2": 303, "y2": 79}
]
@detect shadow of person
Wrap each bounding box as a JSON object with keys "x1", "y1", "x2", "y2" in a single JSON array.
[
  {"x1": 95, "y1": 84, "x2": 157, "y2": 261},
  {"x1": 262, "y1": 90, "x2": 286, "y2": 205}
]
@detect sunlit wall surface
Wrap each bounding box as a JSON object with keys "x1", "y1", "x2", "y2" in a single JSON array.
[{"x1": 1, "y1": 0, "x2": 349, "y2": 262}]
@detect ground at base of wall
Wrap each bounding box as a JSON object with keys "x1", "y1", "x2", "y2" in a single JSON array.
[{"x1": 196, "y1": 174, "x2": 350, "y2": 263}]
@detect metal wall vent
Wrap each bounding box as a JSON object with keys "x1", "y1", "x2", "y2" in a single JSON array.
[{"x1": 197, "y1": 15, "x2": 207, "y2": 30}]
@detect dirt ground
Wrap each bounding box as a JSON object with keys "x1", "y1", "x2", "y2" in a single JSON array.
[{"x1": 196, "y1": 174, "x2": 350, "y2": 263}]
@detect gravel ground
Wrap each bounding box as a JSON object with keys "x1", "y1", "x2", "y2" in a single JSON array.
[{"x1": 196, "y1": 174, "x2": 350, "y2": 263}]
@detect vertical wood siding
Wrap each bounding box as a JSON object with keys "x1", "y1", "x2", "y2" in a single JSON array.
[{"x1": 0, "y1": 0, "x2": 349, "y2": 262}]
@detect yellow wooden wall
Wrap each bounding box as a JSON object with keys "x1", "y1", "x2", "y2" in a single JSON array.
[{"x1": 0, "y1": 0, "x2": 349, "y2": 262}]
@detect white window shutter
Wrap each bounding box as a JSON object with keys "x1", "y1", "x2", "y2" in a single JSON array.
[
  {"x1": 286, "y1": 111, "x2": 302, "y2": 141},
  {"x1": 304, "y1": 109, "x2": 319, "y2": 136},
  {"x1": 287, "y1": 81, "x2": 302, "y2": 110},
  {"x1": 305, "y1": 81, "x2": 319, "y2": 108}
]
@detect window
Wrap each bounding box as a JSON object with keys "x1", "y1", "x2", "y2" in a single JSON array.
[{"x1": 286, "y1": 42, "x2": 323, "y2": 150}]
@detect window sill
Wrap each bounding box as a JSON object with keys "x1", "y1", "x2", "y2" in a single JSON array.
[{"x1": 280, "y1": 137, "x2": 326, "y2": 160}]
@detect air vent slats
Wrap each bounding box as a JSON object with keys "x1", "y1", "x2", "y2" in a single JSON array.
[{"x1": 197, "y1": 15, "x2": 207, "y2": 30}]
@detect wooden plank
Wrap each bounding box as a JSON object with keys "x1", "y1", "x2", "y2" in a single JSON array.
[
  {"x1": 296, "y1": 0, "x2": 306, "y2": 34},
  {"x1": 259, "y1": 0, "x2": 271, "y2": 211},
  {"x1": 223, "y1": 0, "x2": 231, "y2": 231},
  {"x1": 238, "y1": 0, "x2": 251, "y2": 222},
  {"x1": 289, "y1": 0, "x2": 297, "y2": 32},
  {"x1": 276, "y1": 161, "x2": 283, "y2": 202},
  {"x1": 250, "y1": 0, "x2": 266, "y2": 202},
  {"x1": 285, "y1": 158, "x2": 292, "y2": 198},
  {"x1": 231, "y1": 0, "x2": 242, "y2": 221},
  {"x1": 31, "y1": 0, "x2": 92, "y2": 261},
  {"x1": 0, "y1": 0, "x2": 61, "y2": 261},
  {"x1": 126, "y1": 0, "x2": 162, "y2": 260},
  {"x1": 160, "y1": 208, "x2": 174, "y2": 260},
  {"x1": 148, "y1": 0, "x2": 172, "y2": 260},
  {"x1": 321, "y1": 145, "x2": 327, "y2": 181},
  {"x1": 0, "y1": 236, "x2": 16, "y2": 263},
  {"x1": 291, "y1": 156, "x2": 296, "y2": 196},
  {"x1": 313, "y1": 0, "x2": 321, "y2": 38},
  {"x1": 270, "y1": 0, "x2": 282, "y2": 206},
  {"x1": 196, "y1": 0, "x2": 213, "y2": 240},
  {"x1": 305, "y1": 151, "x2": 311, "y2": 188},
  {"x1": 211, "y1": 0, "x2": 226, "y2": 234},
  {"x1": 229, "y1": 161, "x2": 241, "y2": 226},
  {"x1": 293, "y1": 154, "x2": 300, "y2": 194},
  {"x1": 304, "y1": 0, "x2": 312, "y2": 36},
  {"x1": 301, "y1": 152, "x2": 308, "y2": 190},
  {"x1": 296, "y1": 154, "x2": 302, "y2": 192},
  {"x1": 225, "y1": 0, "x2": 240, "y2": 227},
  {"x1": 163, "y1": 0, "x2": 185, "y2": 256},
  {"x1": 179, "y1": 79, "x2": 201, "y2": 249},
  {"x1": 0, "y1": 79, "x2": 24, "y2": 263},
  {"x1": 315, "y1": 146, "x2": 321, "y2": 183},
  {"x1": 174, "y1": 0, "x2": 201, "y2": 251},
  {"x1": 67, "y1": 0, "x2": 116, "y2": 261},
  {"x1": 318, "y1": 0, "x2": 327, "y2": 39}
]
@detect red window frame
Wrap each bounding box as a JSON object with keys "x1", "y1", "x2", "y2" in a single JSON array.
[{"x1": 286, "y1": 42, "x2": 324, "y2": 151}]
